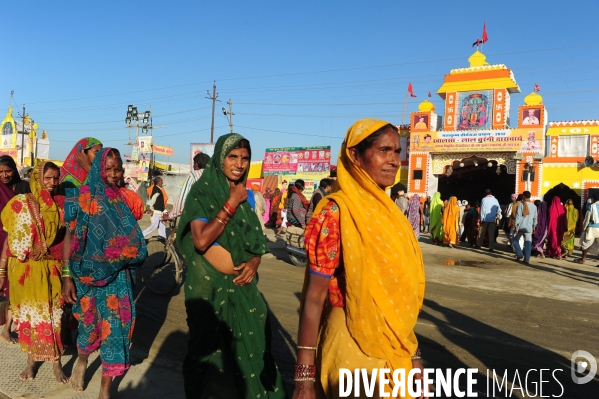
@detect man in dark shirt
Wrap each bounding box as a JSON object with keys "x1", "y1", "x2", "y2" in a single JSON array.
[{"x1": 305, "y1": 178, "x2": 332, "y2": 224}]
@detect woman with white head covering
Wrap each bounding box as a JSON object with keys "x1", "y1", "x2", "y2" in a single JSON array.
[{"x1": 458, "y1": 200, "x2": 466, "y2": 237}]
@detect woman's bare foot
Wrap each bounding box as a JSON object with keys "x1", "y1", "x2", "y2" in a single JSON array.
[
  {"x1": 53, "y1": 360, "x2": 68, "y2": 383},
  {"x1": 19, "y1": 354, "x2": 36, "y2": 380},
  {"x1": 0, "y1": 327, "x2": 17, "y2": 344},
  {"x1": 70, "y1": 354, "x2": 89, "y2": 392},
  {"x1": 99, "y1": 375, "x2": 113, "y2": 399}
]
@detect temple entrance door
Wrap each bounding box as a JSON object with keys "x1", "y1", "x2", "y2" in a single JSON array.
[{"x1": 435, "y1": 155, "x2": 516, "y2": 205}]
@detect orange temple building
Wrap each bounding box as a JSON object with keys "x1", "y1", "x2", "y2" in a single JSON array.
[{"x1": 402, "y1": 50, "x2": 599, "y2": 211}]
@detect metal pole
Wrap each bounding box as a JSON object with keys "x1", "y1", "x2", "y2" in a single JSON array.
[
  {"x1": 401, "y1": 91, "x2": 409, "y2": 127},
  {"x1": 20, "y1": 106, "x2": 26, "y2": 166},
  {"x1": 210, "y1": 82, "x2": 217, "y2": 143},
  {"x1": 228, "y1": 99, "x2": 234, "y2": 133}
]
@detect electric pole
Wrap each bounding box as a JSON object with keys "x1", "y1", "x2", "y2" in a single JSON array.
[
  {"x1": 19, "y1": 106, "x2": 29, "y2": 166},
  {"x1": 222, "y1": 98, "x2": 234, "y2": 133},
  {"x1": 228, "y1": 99, "x2": 234, "y2": 133},
  {"x1": 206, "y1": 82, "x2": 219, "y2": 143}
]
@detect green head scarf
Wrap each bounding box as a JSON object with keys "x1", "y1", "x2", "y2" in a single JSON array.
[{"x1": 176, "y1": 133, "x2": 268, "y2": 266}]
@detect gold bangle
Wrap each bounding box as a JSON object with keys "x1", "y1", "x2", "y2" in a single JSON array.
[
  {"x1": 297, "y1": 346, "x2": 317, "y2": 351},
  {"x1": 214, "y1": 217, "x2": 226, "y2": 227},
  {"x1": 0, "y1": 259, "x2": 7, "y2": 262}
]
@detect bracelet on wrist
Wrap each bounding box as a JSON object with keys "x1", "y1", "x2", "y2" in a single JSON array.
[
  {"x1": 214, "y1": 217, "x2": 226, "y2": 227},
  {"x1": 297, "y1": 346, "x2": 317, "y2": 351},
  {"x1": 411, "y1": 348, "x2": 422, "y2": 360},
  {"x1": 224, "y1": 201, "x2": 236, "y2": 215},
  {"x1": 294, "y1": 364, "x2": 316, "y2": 381}
]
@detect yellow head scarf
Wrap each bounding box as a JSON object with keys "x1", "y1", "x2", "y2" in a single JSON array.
[
  {"x1": 30, "y1": 162, "x2": 61, "y2": 249},
  {"x1": 1, "y1": 162, "x2": 60, "y2": 261},
  {"x1": 313, "y1": 119, "x2": 425, "y2": 371}
]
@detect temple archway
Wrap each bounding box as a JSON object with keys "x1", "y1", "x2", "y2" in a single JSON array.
[{"x1": 433, "y1": 153, "x2": 517, "y2": 204}]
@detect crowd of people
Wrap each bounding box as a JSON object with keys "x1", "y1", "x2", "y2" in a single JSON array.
[
  {"x1": 1, "y1": 120, "x2": 596, "y2": 399},
  {"x1": 394, "y1": 187, "x2": 594, "y2": 266}
]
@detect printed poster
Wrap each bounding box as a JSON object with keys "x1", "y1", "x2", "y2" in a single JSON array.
[
  {"x1": 138, "y1": 136, "x2": 153, "y2": 154},
  {"x1": 263, "y1": 146, "x2": 331, "y2": 176}
]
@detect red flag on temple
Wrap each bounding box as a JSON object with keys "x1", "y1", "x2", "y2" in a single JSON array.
[
  {"x1": 408, "y1": 83, "x2": 416, "y2": 98},
  {"x1": 428, "y1": 91, "x2": 432, "y2": 98},
  {"x1": 482, "y1": 22, "x2": 488, "y2": 43},
  {"x1": 472, "y1": 38, "x2": 482, "y2": 47},
  {"x1": 534, "y1": 83, "x2": 541, "y2": 92}
]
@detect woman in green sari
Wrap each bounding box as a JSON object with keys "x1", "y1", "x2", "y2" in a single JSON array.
[
  {"x1": 429, "y1": 192, "x2": 444, "y2": 244},
  {"x1": 176, "y1": 133, "x2": 287, "y2": 399}
]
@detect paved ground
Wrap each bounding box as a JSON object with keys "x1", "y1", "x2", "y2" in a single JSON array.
[{"x1": 1, "y1": 215, "x2": 598, "y2": 398}]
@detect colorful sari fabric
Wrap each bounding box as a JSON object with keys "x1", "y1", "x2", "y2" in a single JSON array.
[
  {"x1": 64, "y1": 148, "x2": 147, "y2": 377},
  {"x1": 305, "y1": 119, "x2": 425, "y2": 396},
  {"x1": 561, "y1": 199, "x2": 578, "y2": 256},
  {"x1": 59, "y1": 137, "x2": 102, "y2": 192},
  {"x1": 1, "y1": 162, "x2": 65, "y2": 361},
  {"x1": 0, "y1": 183, "x2": 14, "y2": 297},
  {"x1": 429, "y1": 192, "x2": 444, "y2": 241},
  {"x1": 546, "y1": 196, "x2": 566, "y2": 258},
  {"x1": 119, "y1": 187, "x2": 145, "y2": 220},
  {"x1": 532, "y1": 201, "x2": 548, "y2": 253},
  {"x1": 407, "y1": 194, "x2": 421, "y2": 238},
  {"x1": 443, "y1": 196, "x2": 460, "y2": 245},
  {"x1": 269, "y1": 191, "x2": 283, "y2": 226},
  {"x1": 175, "y1": 133, "x2": 286, "y2": 399}
]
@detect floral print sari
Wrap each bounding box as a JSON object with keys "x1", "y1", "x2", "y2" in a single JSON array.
[
  {"x1": 64, "y1": 148, "x2": 147, "y2": 377},
  {"x1": 1, "y1": 162, "x2": 65, "y2": 361}
]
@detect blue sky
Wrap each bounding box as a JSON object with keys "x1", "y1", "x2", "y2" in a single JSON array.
[{"x1": 2, "y1": 1, "x2": 598, "y2": 165}]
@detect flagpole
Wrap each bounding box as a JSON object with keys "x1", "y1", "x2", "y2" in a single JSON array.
[{"x1": 401, "y1": 91, "x2": 409, "y2": 127}]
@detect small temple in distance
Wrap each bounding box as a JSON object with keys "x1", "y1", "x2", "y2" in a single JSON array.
[{"x1": 399, "y1": 49, "x2": 599, "y2": 215}]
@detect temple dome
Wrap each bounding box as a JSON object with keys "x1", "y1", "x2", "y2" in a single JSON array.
[
  {"x1": 524, "y1": 91, "x2": 543, "y2": 105},
  {"x1": 468, "y1": 50, "x2": 489, "y2": 67},
  {"x1": 418, "y1": 100, "x2": 435, "y2": 112}
]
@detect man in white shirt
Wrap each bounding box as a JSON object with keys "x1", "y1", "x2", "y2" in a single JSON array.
[{"x1": 477, "y1": 189, "x2": 501, "y2": 251}]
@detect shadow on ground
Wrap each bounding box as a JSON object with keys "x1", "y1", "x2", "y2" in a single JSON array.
[{"x1": 420, "y1": 298, "x2": 598, "y2": 398}]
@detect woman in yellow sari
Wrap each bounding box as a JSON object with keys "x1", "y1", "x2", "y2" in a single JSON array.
[
  {"x1": 0, "y1": 162, "x2": 67, "y2": 383},
  {"x1": 442, "y1": 196, "x2": 460, "y2": 248},
  {"x1": 293, "y1": 120, "x2": 426, "y2": 399},
  {"x1": 561, "y1": 199, "x2": 578, "y2": 257}
]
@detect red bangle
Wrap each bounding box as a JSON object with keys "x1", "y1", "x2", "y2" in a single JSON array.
[
  {"x1": 294, "y1": 364, "x2": 316, "y2": 381},
  {"x1": 224, "y1": 202, "x2": 236, "y2": 215}
]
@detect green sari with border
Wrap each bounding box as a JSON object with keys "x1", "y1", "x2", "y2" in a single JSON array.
[{"x1": 176, "y1": 133, "x2": 287, "y2": 399}]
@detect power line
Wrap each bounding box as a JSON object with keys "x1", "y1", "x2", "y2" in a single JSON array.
[{"x1": 19, "y1": 42, "x2": 599, "y2": 106}]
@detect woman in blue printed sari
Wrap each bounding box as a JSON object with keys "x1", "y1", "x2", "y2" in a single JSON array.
[{"x1": 62, "y1": 148, "x2": 147, "y2": 398}]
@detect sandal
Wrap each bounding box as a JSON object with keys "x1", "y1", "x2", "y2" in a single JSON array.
[{"x1": 573, "y1": 258, "x2": 585, "y2": 264}]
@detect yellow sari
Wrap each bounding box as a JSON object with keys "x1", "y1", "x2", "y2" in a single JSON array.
[
  {"x1": 442, "y1": 197, "x2": 460, "y2": 245},
  {"x1": 312, "y1": 119, "x2": 425, "y2": 398},
  {"x1": 1, "y1": 162, "x2": 64, "y2": 361}
]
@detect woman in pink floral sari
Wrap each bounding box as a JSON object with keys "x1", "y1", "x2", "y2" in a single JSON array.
[{"x1": 62, "y1": 148, "x2": 147, "y2": 397}]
